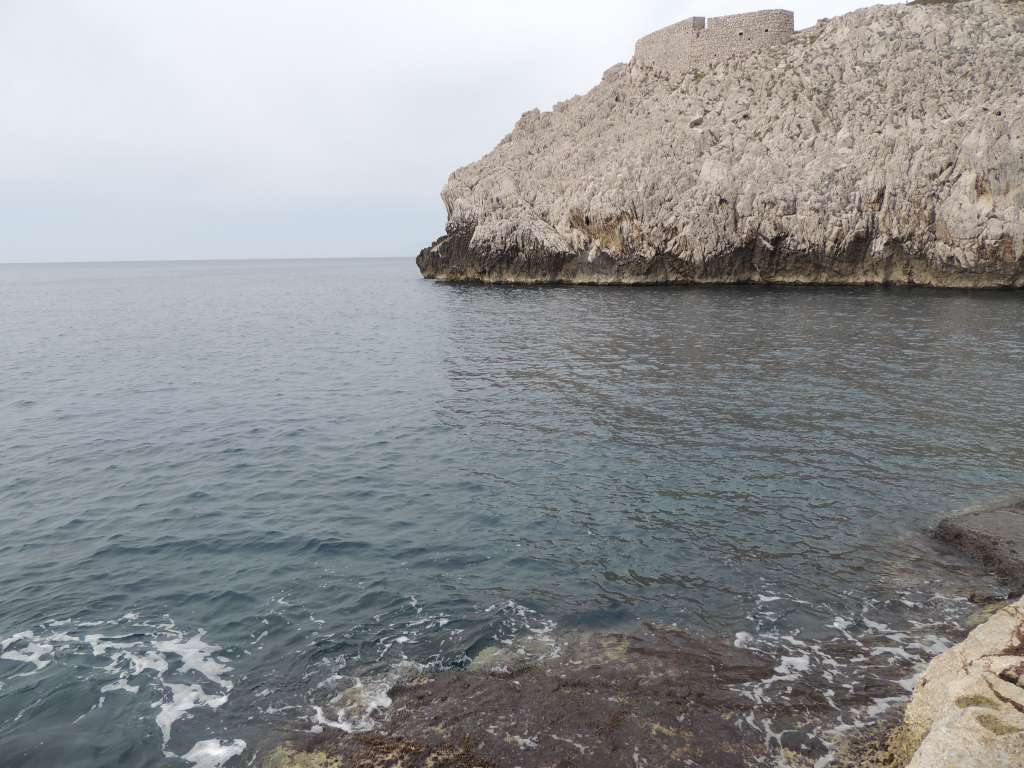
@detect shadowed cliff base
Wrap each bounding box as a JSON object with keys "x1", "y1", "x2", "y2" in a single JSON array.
[{"x1": 417, "y1": 225, "x2": 1024, "y2": 288}]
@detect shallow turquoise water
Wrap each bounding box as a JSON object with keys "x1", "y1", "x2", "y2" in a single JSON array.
[{"x1": 0, "y1": 259, "x2": 1022, "y2": 766}]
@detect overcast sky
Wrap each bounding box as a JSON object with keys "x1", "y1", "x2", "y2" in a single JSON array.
[{"x1": 0, "y1": 1, "x2": 904, "y2": 262}]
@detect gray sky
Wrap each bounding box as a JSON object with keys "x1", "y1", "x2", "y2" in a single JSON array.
[{"x1": 0, "y1": 1, "x2": 904, "y2": 262}]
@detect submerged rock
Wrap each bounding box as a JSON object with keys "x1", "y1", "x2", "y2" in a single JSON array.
[
  {"x1": 263, "y1": 627, "x2": 835, "y2": 767},
  {"x1": 418, "y1": 0, "x2": 1024, "y2": 287},
  {"x1": 935, "y1": 500, "x2": 1024, "y2": 593}
]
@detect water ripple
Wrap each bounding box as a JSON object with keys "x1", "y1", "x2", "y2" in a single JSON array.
[{"x1": 0, "y1": 262, "x2": 1021, "y2": 766}]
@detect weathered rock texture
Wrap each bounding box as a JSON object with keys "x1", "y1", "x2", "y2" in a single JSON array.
[
  {"x1": 870, "y1": 596, "x2": 1024, "y2": 768},
  {"x1": 417, "y1": 0, "x2": 1024, "y2": 287}
]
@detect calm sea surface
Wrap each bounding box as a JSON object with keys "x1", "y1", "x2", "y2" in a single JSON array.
[{"x1": 1, "y1": 259, "x2": 1022, "y2": 767}]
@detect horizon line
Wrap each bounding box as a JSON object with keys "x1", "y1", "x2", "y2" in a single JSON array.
[{"x1": 0, "y1": 255, "x2": 416, "y2": 266}]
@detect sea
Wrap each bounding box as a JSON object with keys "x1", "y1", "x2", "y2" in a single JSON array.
[{"x1": 1, "y1": 258, "x2": 1022, "y2": 767}]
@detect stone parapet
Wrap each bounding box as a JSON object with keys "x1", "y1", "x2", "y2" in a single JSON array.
[{"x1": 635, "y1": 9, "x2": 794, "y2": 74}]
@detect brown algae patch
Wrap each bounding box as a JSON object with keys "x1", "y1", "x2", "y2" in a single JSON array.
[
  {"x1": 955, "y1": 694, "x2": 999, "y2": 710},
  {"x1": 976, "y1": 713, "x2": 1023, "y2": 737},
  {"x1": 268, "y1": 626, "x2": 845, "y2": 767}
]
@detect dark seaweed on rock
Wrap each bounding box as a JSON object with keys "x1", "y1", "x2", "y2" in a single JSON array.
[{"x1": 267, "y1": 627, "x2": 902, "y2": 767}]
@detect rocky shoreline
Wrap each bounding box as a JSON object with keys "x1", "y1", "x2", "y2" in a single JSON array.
[
  {"x1": 864, "y1": 597, "x2": 1024, "y2": 768},
  {"x1": 861, "y1": 502, "x2": 1024, "y2": 768},
  {"x1": 417, "y1": 0, "x2": 1024, "y2": 287},
  {"x1": 267, "y1": 629, "x2": 795, "y2": 768},
  {"x1": 263, "y1": 499, "x2": 1024, "y2": 768}
]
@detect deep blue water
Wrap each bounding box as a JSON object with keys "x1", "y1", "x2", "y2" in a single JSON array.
[{"x1": 0, "y1": 259, "x2": 1022, "y2": 767}]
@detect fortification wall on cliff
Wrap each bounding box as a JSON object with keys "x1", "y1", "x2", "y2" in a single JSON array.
[{"x1": 635, "y1": 9, "x2": 794, "y2": 75}]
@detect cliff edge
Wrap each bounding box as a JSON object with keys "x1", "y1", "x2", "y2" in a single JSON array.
[{"x1": 417, "y1": 0, "x2": 1024, "y2": 287}]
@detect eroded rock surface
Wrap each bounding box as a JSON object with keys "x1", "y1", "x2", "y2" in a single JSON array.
[
  {"x1": 869, "y1": 597, "x2": 1024, "y2": 768},
  {"x1": 418, "y1": 0, "x2": 1024, "y2": 286}
]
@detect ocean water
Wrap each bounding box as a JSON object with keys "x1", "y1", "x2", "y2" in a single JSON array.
[{"x1": 1, "y1": 258, "x2": 1022, "y2": 767}]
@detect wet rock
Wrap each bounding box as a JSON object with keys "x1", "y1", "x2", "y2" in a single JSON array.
[
  {"x1": 965, "y1": 600, "x2": 1014, "y2": 628},
  {"x1": 465, "y1": 635, "x2": 558, "y2": 675},
  {"x1": 264, "y1": 738, "x2": 487, "y2": 768},
  {"x1": 935, "y1": 500, "x2": 1024, "y2": 593},
  {"x1": 871, "y1": 596, "x2": 1024, "y2": 768},
  {"x1": 263, "y1": 747, "x2": 341, "y2": 768},
  {"x1": 779, "y1": 729, "x2": 829, "y2": 760},
  {"x1": 266, "y1": 627, "x2": 836, "y2": 767}
]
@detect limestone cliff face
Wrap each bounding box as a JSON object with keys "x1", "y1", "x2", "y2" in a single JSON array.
[{"x1": 417, "y1": 0, "x2": 1024, "y2": 287}]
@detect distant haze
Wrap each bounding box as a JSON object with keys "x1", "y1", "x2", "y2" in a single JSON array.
[{"x1": 0, "y1": 0, "x2": 905, "y2": 262}]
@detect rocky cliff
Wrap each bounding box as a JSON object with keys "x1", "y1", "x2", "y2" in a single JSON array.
[{"x1": 417, "y1": 0, "x2": 1024, "y2": 287}]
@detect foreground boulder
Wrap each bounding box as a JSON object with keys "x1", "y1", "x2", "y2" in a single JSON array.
[
  {"x1": 418, "y1": 0, "x2": 1024, "y2": 286},
  {"x1": 870, "y1": 597, "x2": 1024, "y2": 768}
]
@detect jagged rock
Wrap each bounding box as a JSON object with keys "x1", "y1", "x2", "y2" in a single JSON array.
[
  {"x1": 417, "y1": 0, "x2": 1024, "y2": 287},
  {"x1": 877, "y1": 597, "x2": 1024, "y2": 768}
]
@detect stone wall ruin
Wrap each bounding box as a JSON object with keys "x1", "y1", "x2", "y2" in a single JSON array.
[{"x1": 635, "y1": 9, "x2": 795, "y2": 75}]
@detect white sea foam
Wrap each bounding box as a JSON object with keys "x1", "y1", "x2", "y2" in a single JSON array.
[
  {"x1": 734, "y1": 631, "x2": 755, "y2": 649},
  {"x1": 830, "y1": 617, "x2": 852, "y2": 632},
  {"x1": 157, "y1": 684, "x2": 230, "y2": 746},
  {"x1": 154, "y1": 633, "x2": 233, "y2": 690},
  {"x1": 484, "y1": 600, "x2": 561, "y2": 660},
  {"x1": 1, "y1": 615, "x2": 242, "y2": 763},
  {"x1": 0, "y1": 630, "x2": 74, "y2": 675},
  {"x1": 736, "y1": 589, "x2": 979, "y2": 768},
  {"x1": 774, "y1": 654, "x2": 812, "y2": 679},
  {"x1": 101, "y1": 678, "x2": 140, "y2": 695},
  {"x1": 312, "y1": 676, "x2": 397, "y2": 734},
  {"x1": 72, "y1": 696, "x2": 106, "y2": 724},
  {"x1": 181, "y1": 739, "x2": 246, "y2": 768},
  {"x1": 311, "y1": 705, "x2": 351, "y2": 733},
  {"x1": 869, "y1": 645, "x2": 917, "y2": 661},
  {"x1": 302, "y1": 594, "x2": 477, "y2": 738}
]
